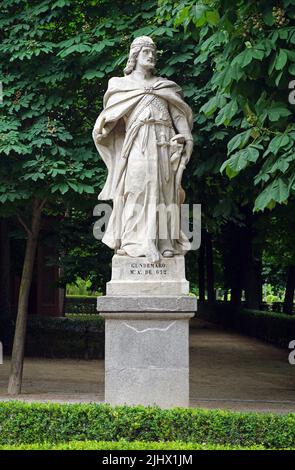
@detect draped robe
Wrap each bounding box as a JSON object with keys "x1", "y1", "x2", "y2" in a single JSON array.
[{"x1": 92, "y1": 75, "x2": 193, "y2": 257}]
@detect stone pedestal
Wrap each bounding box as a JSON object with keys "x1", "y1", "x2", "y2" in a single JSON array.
[
  {"x1": 106, "y1": 255, "x2": 189, "y2": 296},
  {"x1": 97, "y1": 255, "x2": 197, "y2": 408}
]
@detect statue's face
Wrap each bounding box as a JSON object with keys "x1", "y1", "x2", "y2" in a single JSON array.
[{"x1": 136, "y1": 46, "x2": 156, "y2": 71}]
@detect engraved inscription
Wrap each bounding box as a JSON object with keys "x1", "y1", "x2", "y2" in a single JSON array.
[{"x1": 129, "y1": 262, "x2": 167, "y2": 276}]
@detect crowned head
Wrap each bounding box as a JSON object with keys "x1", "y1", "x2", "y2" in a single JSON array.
[{"x1": 124, "y1": 36, "x2": 157, "y2": 76}]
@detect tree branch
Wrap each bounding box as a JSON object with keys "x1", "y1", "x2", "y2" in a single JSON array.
[
  {"x1": 38, "y1": 198, "x2": 47, "y2": 211},
  {"x1": 16, "y1": 213, "x2": 32, "y2": 236},
  {"x1": 34, "y1": 197, "x2": 47, "y2": 213}
]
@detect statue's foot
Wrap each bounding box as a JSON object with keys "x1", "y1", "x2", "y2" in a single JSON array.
[
  {"x1": 162, "y1": 250, "x2": 174, "y2": 258},
  {"x1": 146, "y1": 246, "x2": 161, "y2": 263},
  {"x1": 148, "y1": 252, "x2": 161, "y2": 263},
  {"x1": 117, "y1": 248, "x2": 127, "y2": 256}
]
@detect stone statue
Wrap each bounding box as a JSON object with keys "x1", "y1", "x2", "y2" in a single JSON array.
[{"x1": 93, "y1": 36, "x2": 193, "y2": 263}]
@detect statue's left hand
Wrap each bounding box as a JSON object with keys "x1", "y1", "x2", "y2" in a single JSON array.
[
  {"x1": 94, "y1": 128, "x2": 108, "y2": 143},
  {"x1": 95, "y1": 133, "x2": 103, "y2": 142}
]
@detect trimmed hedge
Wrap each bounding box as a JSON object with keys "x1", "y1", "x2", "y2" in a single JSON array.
[
  {"x1": 0, "y1": 441, "x2": 268, "y2": 450},
  {"x1": 198, "y1": 302, "x2": 295, "y2": 348},
  {"x1": 0, "y1": 402, "x2": 294, "y2": 449},
  {"x1": 1, "y1": 315, "x2": 105, "y2": 359},
  {"x1": 235, "y1": 309, "x2": 295, "y2": 348},
  {"x1": 65, "y1": 296, "x2": 98, "y2": 315},
  {"x1": 26, "y1": 315, "x2": 104, "y2": 359}
]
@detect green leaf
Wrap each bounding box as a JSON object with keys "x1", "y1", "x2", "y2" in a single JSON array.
[
  {"x1": 275, "y1": 49, "x2": 288, "y2": 70},
  {"x1": 286, "y1": 49, "x2": 295, "y2": 61},
  {"x1": 267, "y1": 103, "x2": 292, "y2": 122},
  {"x1": 278, "y1": 29, "x2": 289, "y2": 40},
  {"x1": 275, "y1": 71, "x2": 283, "y2": 86},
  {"x1": 215, "y1": 100, "x2": 238, "y2": 126},
  {"x1": 83, "y1": 69, "x2": 105, "y2": 80},
  {"x1": 220, "y1": 151, "x2": 245, "y2": 178},
  {"x1": 59, "y1": 43, "x2": 91, "y2": 58},
  {"x1": 206, "y1": 10, "x2": 220, "y2": 26},
  {"x1": 263, "y1": 10, "x2": 275, "y2": 26},
  {"x1": 160, "y1": 65, "x2": 175, "y2": 76},
  {"x1": 252, "y1": 48, "x2": 265, "y2": 61},
  {"x1": 213, "y1": 65, "x2": 237, "y2": 90},
  {"x1": 82, "y1": 185, "x2": 95, "y2": 194},
  {"x1": 268, "y1": 52, "x2": 277, "y2": 75},
  {"x1": 227, "y1": 129, "x2": 252, "y2": 154},
  {"x1": 254, "y1": 178, "x2": 290, "y2": 211},
  {"x1": 68, "y1": 182, "x2": 79, "y2": 191},
  {"x1": 268, "y1": 135, "x2": 291, "y2": 155},
  {"x1": 268, "y1": 152, "x2": 294, "y2": 174},
  {"x1": 233, "y1": 49, "x2": 253, "y2": 68},
  {"x1": 193, "y1": 4, "x2": 208, "y2": 27},
  {"x1": 174, "y1": 6, "x2": 191, "y2": 27},
  {"x1": 200, "y1": 95, "x2": 226, "y2": 117},
  {"x1": 169, "y1": 53, "x2": 193, "y2": 65},
  {"x1": 52, "y1": 0, "x2": 71, "y2": 9},
  {"x1": 290, "y1": 31, "x2": 295, "y2": 45},
  {"x1": 247, "y1": 146, "x2": 260, "y2": 162},
  {"x1": 51, "y1": 183, "x2": 69, "y2": 194},
  {"x1": 221, "y1": 146, "x2": 260, "y2": 179}
]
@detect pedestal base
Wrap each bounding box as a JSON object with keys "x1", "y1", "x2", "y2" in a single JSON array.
[{"x1": 98, "y1": 296, "x2": 196, "y2": 408}]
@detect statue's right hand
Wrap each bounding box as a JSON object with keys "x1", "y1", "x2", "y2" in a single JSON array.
[
  {"x1": 170, "y1": 134, "x2": 186, "y2": 145},
  {"x1": 170, "y1": 135, "x2": 184, "y2": 155}
]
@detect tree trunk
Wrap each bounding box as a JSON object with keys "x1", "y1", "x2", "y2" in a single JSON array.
[
  {"x1": 8, "y1": 199, "x2": 43, "y2": 395},
  {"x1": 231, "y1": 286, "x2": 242, "y2": 306},
  {"x1": 283, "y1": 265, "x2": 295, "y2": 315},
  {"x1": 0, "y1": 218, "x2": 11, "y2": 318},
  {"x1": 228, "y1": 224, "x2": 243, "y2": 307},
  {"x1": 198, "y1": 232, "x2": 205, "y2": 302},
  {"x1": 244, "y1": 222, "x2": 262, "y2": 310},
  {"x1": 205, "y1": 231, "x2": 215, "y2": 303}
]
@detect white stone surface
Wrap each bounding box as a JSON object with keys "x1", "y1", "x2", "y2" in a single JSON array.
[
  {"x1": 105, "y1": 368, "x2": 189, "y2": 408},
  {"x1": 94, "y1": 36, "x2": 196, "y2": 408},
  {"x1": 92, "y1": 36, "x2": 194, "y2": 263},
  {"x1": 106, "y1": 280, "x2": 189, "y2": 296},
  {"x1": 106, "y1": 254, "x2": 189, "y2": 296},
  {"x1": 110, "y1": 254, "x2": 186, "y2": 280},
  {"x1": 98, "y1": 252, "x2": 196, "y2": 407},
  {"x1": 97, "y1": 295, "x2": 197, "y2": 313},
  {"x1": 105, "y1": 319, "x2": 189, "y2": 369},
  {"x1": 100, "y1": 303, "x2": 195, "y2": 408},
  {"x1": 103, "y1": 314, "x2": 191, "y2": 407}
]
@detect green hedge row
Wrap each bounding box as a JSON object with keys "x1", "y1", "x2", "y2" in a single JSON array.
[
  {"x1": 0, "y1": 440, "x2": 268, "y2": 450},
  {"x1": 1, "y1": 315, "x2": 104, "y2": 359},
  {"x1": 0, "y1": 402, "x2": 294, "y2": 448},
  {"x1": 198, "y1": 302, "x2": 295, "y2": 348},
  {"x1": 66, "y1": 295, "x2": 98, "y2": 299},
  {"x1": 65, "y1": 296, "x2": 97, "y2": 315},
  {"x1": 236, "y1": 309, "x2": 295, "y2": 348}
]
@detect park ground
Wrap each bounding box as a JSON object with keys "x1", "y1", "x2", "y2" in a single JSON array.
[{"x1": 0, "y1": 319, "x2": 295, "y2": 413}]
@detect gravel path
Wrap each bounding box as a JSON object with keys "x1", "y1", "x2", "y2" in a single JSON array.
[{"x1": 1, "y1": 320, "x2": 294, "y2": 412}]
